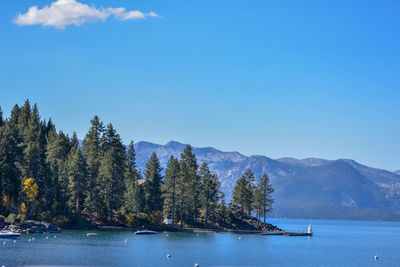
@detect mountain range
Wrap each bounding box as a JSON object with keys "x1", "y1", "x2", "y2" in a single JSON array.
[{"x1": 134, "y1": 141, "x2": 400, "y2": 221}]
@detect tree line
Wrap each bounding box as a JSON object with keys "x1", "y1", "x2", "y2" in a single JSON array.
[{"x1": 0, "y1": 100, "x2": 274, "y2": 229}]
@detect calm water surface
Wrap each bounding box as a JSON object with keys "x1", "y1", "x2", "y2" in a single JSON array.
[{"x1": 1, "y1": 219, "x2": 399, "y2": 266}]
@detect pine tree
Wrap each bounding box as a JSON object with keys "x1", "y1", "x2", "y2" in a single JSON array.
[
  {"x1": 176, "y1": 160, "x2": 188, "y2": 227},
  {"x1": 255, "y1": 173, "x2": 274, "y2": 227},
  {"x1": 163, "y1": 156, "x2": 180, "y2": 227},
  {"x1": 0, "y1": 106, "x2": 4, "y2": 127},
  {"x1": 66, "y1": 144, "x2": 87, "y2": 222},
  {"x1": 21, "y1": 104, "x2": 48, "y2": 213},
  {"x1": 45, "y1": 127, "x2": 71, "y2": 216},
  {"x1": 231, "y1": 170, "x2": 255, "y2": 222},
  {"x1": 82, "y1": 116, "x2": 104, "y2": 221},
  {"x1": 180, "y1": 145, "x2": 200, "y2": 223},
  {"x1": 199, "y1": 162, "x2": 220, "y2": 225},
  {"x1": 143, "y1": 152, "x2": 163, "y2": 213},
  {"x1": 124, "y1": 141, "x2": 140, "y2": 214},
  {"x1": 0, "y1": 123, "x2": 21, "y2": 213},
  {"x1": 134, "y1": 174, "x2": 146, "y2": 214},
  {"x1": 98, "y1": 124, "x2": 126, "y2": 222}
]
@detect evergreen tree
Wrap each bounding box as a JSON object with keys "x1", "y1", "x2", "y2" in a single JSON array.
[
  {"x1": 0, "y1": 106, "x2": 4, "y2": 127},
  {"x1": 176, "y1": 160, "x2": 188, "y2": 227},
  {"x1": 133, "y1": 174, "x2": 146, "y2": 214},
  {"x1": 231, "y1": 170, "x2": 255, "y2": 222},
  {"x1": 124, "y1": 141, "x2": 140, "y2": 214},
  {"x1": 255, "y1": 173, "x2": 274, "y2": 227},
  {"x1": 162, "y1": 156, "x2": 180, "y2": 227},
  {"x1": 0, "y1": 123, "x2": 20, "y2": 213},
  {"x1": 144, "y1": 152, "x2": 163, "y2": 213},
  {"x1": 180, "y1": 145, "x2": 200, "y2": 223},
  {"x1": 66, "y1": 144, "x2": 87, "y2": 222},
  {"x1": 98, "y1": 124, "x2": 126, "y2": 222},
  {"x1": 199, "y1": 162, "x2": 220, "y2": 225},
  {"x1": 45, "y1": 127, "x2": 71, "y2": 215},
  {"x1": 82, "y1": 116, "x2": 104, "y2": 221}
]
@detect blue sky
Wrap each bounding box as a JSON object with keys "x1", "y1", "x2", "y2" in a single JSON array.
[{"x1": 1, "y1": 0, "x2": 399, "y2": 171}]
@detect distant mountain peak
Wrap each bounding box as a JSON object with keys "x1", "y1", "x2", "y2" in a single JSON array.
[
  {"x1": 165, "y1": 140, "x2": 184, "y2": 146},
  {"x1": 133, "y1": 140, "x2": 400, "y2": 221}
]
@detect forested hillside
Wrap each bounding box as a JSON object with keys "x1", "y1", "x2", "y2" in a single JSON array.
[{"x1": 0, "y1": 100, "x2": 273, "y2": 229}]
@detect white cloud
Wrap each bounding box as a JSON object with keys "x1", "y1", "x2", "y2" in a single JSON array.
[{"x1": 14, "y1": 0, "x2": 160, "y2": 29}]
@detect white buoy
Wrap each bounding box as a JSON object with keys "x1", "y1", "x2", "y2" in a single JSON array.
[
  {"x1": 3, "y1": 242, "x2": 6, "y2": 245},
  {"x1": 167, "y1": 254, "x2": 171, "y2": 258},
  {"x1": 374, "y1": 255, "x2": 379, "y2": 260},
  {"x1": 13, "y1": 240, "x2": 16, "y2": 243},
  {"x1": 28, "y1": 239, "x2": 31, "y2": 242},
  {"x1": 194, "y1": 264, "x2": 199, "y2": 267},
  {"x1": 46, "y1": 236, "x2": 49, "y2": 239},
  {"x1": 124, "y1": 239, "x2": 128, "y2": 243},
  {"x1": 238, "y1": 236, "x2": 241, "y2": 240},
  {"x1": 54, "y1": 236, "x2": 57, "y2": 238},
  {"x1": 32, "y1": 237, "x2": 35, "y2": 241}
]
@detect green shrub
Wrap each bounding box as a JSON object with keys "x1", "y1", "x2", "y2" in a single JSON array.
[
  {"x1": 149, "y1": 211, "x2": 163, "y2": 226},
  {"x1": 52, "y1": 215, "x2": 70, "y2": 226},
  {"x1": 5, "y1": 213, "x2": 16, "y2": 223},
  {"x1": 16, "y1": 213, "x2": 27, "y2": 223},
  {"x1": 124, "y1": 213, "x2": 137, "y2": 227},
  {"x1": 37, "y1": 211, "x2": 52, "y2": 222}
]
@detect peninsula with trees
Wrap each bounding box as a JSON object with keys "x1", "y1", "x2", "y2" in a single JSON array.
[{"x1": 0, "y1": 100, "x2": 276, "y2": 232}]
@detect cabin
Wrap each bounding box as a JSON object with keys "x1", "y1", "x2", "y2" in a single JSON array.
[{"x1": 163, "y1": 217, "x2": 173, "y2": 225}]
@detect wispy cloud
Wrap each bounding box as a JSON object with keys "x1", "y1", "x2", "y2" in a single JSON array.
[{"x1": 13, "y1": 0, "x2": 160, "y2": 29}]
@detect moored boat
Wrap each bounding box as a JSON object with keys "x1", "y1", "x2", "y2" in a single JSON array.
[
  {"x1": 135, "y1": 229, "x2": 157, "y2": 235},
  {"x1": 0, "y1": 230, "x2": 21, "y2": 238}
]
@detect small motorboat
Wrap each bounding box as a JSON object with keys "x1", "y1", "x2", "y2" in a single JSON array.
[
  {"x1": 0, "y1": 230, "x2": 21, "y2": 238},
  {"x1": 135, "y1": 229, "x2": 157, "y2": 235},
  {"x1": 86, "y1": 233, "x2": 98, "y2": 236}
]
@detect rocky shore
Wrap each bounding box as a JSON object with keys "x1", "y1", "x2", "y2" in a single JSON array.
[{"x1": 1, "y1": 219, "x2": 61, "y2": 233}]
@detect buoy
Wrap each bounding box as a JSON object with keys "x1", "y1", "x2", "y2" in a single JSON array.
[
  {"x1": 54, "y1": 236, "x2": 57, "y2": 238},
  {"x1": 238, "y1": 236, "x2": 241, "y2": 240},
  {"x1": 167, "y1": 254, "x2": 171, "y2": 258},
  {"x1": 374, "y1": 255, "x2": 379, "y2": 260},
  {"x1": 3, "y1": 242, "x2": 6, "y2": 245},
  {"x1": 13, "y1": 240, "x2": 16, "y2": 243},
  {"x1": 32, "y1": 237, "x2": 35, "y2": 241},
  {"x1": 46, "y1": 236, "x2": 49, "y2": 239},
  {"x1": 196, "y1": 234, "x2": 199, "y2": 237},
  {"x1": 124, "y1": 239, "x2": 128, "y2": 243},
  {"x1": 194, "y1": 264, "x2": 199, "y2": 267},
  {"x1": 28, "y1": 239, "x2": 31, "y2": 242}
]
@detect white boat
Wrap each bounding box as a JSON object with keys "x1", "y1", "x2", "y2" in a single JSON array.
[
  {"x1": 0, "y1": 230, "x2": 21, "y2": 238},
  {"x1": 135, "y1": 229, "x2": 157, "y2": 235},
  {"x1": 86, "y1": 233, "x2": 98, "y2": 236}
]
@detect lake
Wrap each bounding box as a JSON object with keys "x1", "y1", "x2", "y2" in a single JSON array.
[{"x1": 1, "y1": 219, "x2": 399, "y2": 266}]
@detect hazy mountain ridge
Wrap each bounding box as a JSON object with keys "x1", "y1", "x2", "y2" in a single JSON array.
[{"x1": 134, "y1": 141, "x2": 400, "y2": 221}]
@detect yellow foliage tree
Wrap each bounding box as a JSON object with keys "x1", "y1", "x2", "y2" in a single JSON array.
[
  {"x1": 19, "y1": 202, "x2": 27, "y2": 214},
  {"x1": 22, "y1": 178, "x2": 39, "y2": 203}
]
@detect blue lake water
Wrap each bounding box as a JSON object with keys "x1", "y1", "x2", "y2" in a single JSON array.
[{"x1": 1, "y1": 218, "x2": 399, "y2": 266}]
